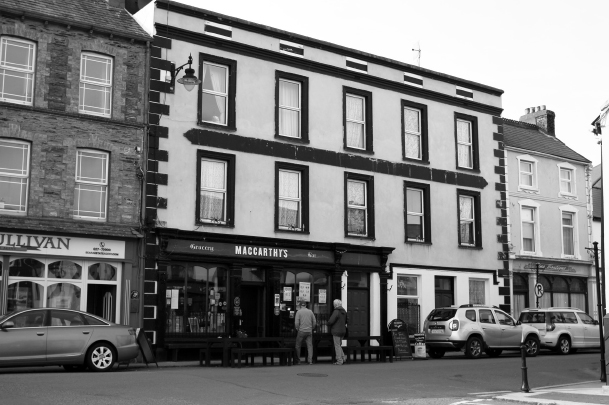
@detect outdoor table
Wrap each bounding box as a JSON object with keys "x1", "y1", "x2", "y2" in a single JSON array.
[{"x1": 200, "y1": 337, "x2": 288, "y2": 367}]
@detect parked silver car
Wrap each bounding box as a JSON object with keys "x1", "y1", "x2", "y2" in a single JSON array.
[
  {"x1": 518, "y1": 307, "x2": 599, "y2": 354},
  {"x1": 0, "y1": 308, "x2": 139, "y2": 371},
  {"x1": 424, "y1": 304, "x2": 541, "y2": 359}
]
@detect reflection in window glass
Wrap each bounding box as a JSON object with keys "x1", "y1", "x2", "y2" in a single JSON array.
[
  {"x1": 88, "y1": 262, "x2": 116, "y2": 281},
  {"x1": 10, "y1": 310, "x2": 45, "y2": 328},
  {"x1": 50, "y1": 310, "x2": 85, "y2": 326},
  {"x1": 47, "y1": 283, "x2": 81, "y2": 310},
  {"x1": 347, "y1": 272, "x2": 368, "y2": 288},
  {"x1": 48, "y1": 261, "x2": 82, "y2": 279},
  {"x1": 9, "y1": 258, "x2": 44, "y2": 277},
  {"x1": 397, "y1": 275, "x2": 417, "y2": 296},
  {"x1": 7, "y1": 281, "x2": 43, "y2": 311},
  {"x1": 241, "y1": 268, "x2": 265, "y2": 282}
]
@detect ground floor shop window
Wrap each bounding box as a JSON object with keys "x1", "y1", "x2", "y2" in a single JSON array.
[
  {"x1": 537, "y1": 275, "x2": 587, "y2": 312},
  {"x1": 397, "y1": 275, "x2": 420, "y2": 333},
  {"x1": 4, "y1": 257, "x2": 120, "y2": 322},
  {"x1": 435, "y1": 276, "x2": 454, "y2": 308},
  {"x1": 468, "y1": 279, "x2": 486, "y2": 305},
  {"x1": 513, "y1": 273, "x2": 529, "y2": 317},
  {"x1": 165, "y1": 264, "x2": 228, "y2": 336}
]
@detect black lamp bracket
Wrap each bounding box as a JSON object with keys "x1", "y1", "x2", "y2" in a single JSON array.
[{"x1": 169, "y1": 54, "x2": 194, "y2": 92}]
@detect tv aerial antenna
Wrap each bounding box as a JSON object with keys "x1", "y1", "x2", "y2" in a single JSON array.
[{"x1": 412, "y1": 42, "x2": 421, "y2": 67}]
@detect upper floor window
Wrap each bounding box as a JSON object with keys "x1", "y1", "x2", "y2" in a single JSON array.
[
  {"x1": 0, "y1": 139, "x2": 30, "y2": 213},
  {"x1": 199, "y1": 53, "x2": 237, "y2": 130},
  {"x1": 560, "y1": 206, "x2": 579, "y2": 258},
  {"x1": 275, "y1": 71, "x2": 309, "y2": 142},
  {"x1": 0, "y1": 37, "x2": 35, "y2": 105},
  {"x1": 276, "y1": 162, "x2": 309, "y2": 232},
  {"x1": 343, "y1": 87, "x2": 373, "y2": 153},
  {"x1": 402, "y1": 100, "x2": 428, "y2": 162},
  {"x1": 74, "y1": 150, "x2": 108, "y2": 220},
  {"x1": 404, "y1": 181, "x2": 431, "y2": 243},
  {"x1": 455, "y1": 113, "x2": 479, "y2": 170},
  {"x1": 517, "y1": 154, "x2": 538, "y2": 191},
  {"x1": 79, "y1": 53, "x2": 113, "y2": 117},
  {"x1": 521, "y1": 206, "x2": 536, "y2": 253},
  {"x1": 196, "y1": 150, "x2": 235, "y2": 227},
  {"x1": 345, "y1": 173, "x2": 375, "y2": 238},
  {"x1": 457, "y1": 189, "x2": 481, "y2": 247},
  {"x1": 557, "y1": 162, "x2": 577, "y2": 197}
]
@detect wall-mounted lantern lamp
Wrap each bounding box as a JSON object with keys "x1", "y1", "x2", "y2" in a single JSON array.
[{"x1": 166, "y1": 54, "x2": 201, "y2": 92}]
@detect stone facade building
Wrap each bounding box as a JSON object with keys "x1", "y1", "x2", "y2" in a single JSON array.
[{"x1": 0, "y1": 0, "x2": 150, "y2": 329}]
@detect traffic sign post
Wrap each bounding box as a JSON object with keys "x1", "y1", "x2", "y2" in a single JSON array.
[
  {"x1": 534, "y1": 283, "x2": 544, "y2": 298},
  {"x1": 525, "y1": 263, "x2": 547, "y2": 308}
]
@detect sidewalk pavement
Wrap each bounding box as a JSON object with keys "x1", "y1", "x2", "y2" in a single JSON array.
[{"x1": 495, "y1": 381, "x2": 609, "y2": 405}]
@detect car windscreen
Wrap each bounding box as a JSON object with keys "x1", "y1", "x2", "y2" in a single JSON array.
[
  {"x1": 0, "y1": 311, "x2": 17, "y2": 324},
  {"x1": 427, "y1": 308, "x2": 457, "y2": 321},
  {"x1": 519, "y1": 312, "x2": 545, "y2": 323}
]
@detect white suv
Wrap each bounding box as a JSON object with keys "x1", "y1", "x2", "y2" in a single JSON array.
[{"x1": 518, "y1": 307, "x2": 599, "y2": 354}]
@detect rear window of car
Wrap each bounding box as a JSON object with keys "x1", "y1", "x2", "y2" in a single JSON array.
[
  {"x1": 519, "y1": 312, "x2": 545, "y2": 323},
  {"x1": 465, "y1": 310, "x2": 476, "y2": 321},
  {"x1": 427, "y1": 308, "x2": 457, "y2": 321}
]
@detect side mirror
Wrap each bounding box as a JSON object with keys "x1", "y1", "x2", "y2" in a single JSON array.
[
  {"x1": 594, "y1": 320, "x2": 599, "y2": 325},
  {"x1": 516, "y1": 320, "x2": 522, "y2": 326},
  {"x1": 1, "y1": 321, "x2": 14, "y2": 329}
]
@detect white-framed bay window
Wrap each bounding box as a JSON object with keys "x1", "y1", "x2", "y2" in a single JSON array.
[
  {"x1": 0, "y1": 37, "x2": 35, "y2": 105},
  {"x1": 0, "y1": 139, "x2": 30, "y2": 213},
  {"x1": 6, "y1": 257, "x2": 121, "y2": 323},
  {"x1": 557, "y1": 162, "x2": 577, "y2": 198},
  {"x1": 74, "y1": 149, "x2": 109, "y2": 220},
  {"x1": 79, "y1": 53, "x2": 113, "y2": 117},
  {"x1": 516, "y1": 154, "x2": 538, "y2": 191},
  {"x1": 559, "y1": 205, "x2": 579, "y2": 258}
]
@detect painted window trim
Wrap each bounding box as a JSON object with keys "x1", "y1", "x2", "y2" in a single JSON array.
[
  {"x1": 404, "y1": 181, "x2": 431, "y2": 244},
  {"x1": 0, "y1": 138, "x2": 30, "y2": 215},
  {"x1": 468, "y1": 277, "x2": 488, "y2": 305},
  {"x1": 559, "y1": 204, "x2": 579, "y2": 259},
  {"x1": 344, "y1": 172, "x2": 375, "y2": 239},
  {"x1": 197, "y1": 53, "x2": 237, "y2": 131},
  {"x1": 396, "y1": 273, "x2": 420, "y2": 304},
  {"x1": 343, "y1": 86, "x2": 373, "y2": 153},
  {"x1": 0, "y1": 36, "x2": 36, "y2": 106},
  {"x1": 557, "y1": 162, "x2": 577, "y2": 199},
  {"x1": 401, "y1": 99, "x2": 428, "y2": 163},
  {"x1": 275, "y1": 161, "x2": 309, "y2": 234},
  {"x1": 456, "y1": 188, "x2": 482, "y2": 248},
  {"x1": 195, "y1": 149, "x2": 236, "y2": 227},
  {"x1": 73, "y1": 149, "x2": 109, "y2": 221},
  {"x1": 79, "y1": 52, "x2": 113, "y2": 118},
  {"x1": 275, "y1": 70, "x2": 309, "y2": 143},
  {"x1": 517, "y1": 199, "x2": 542, "y2": 256},
  {"x1": 516, "y1": 154, "x2": 539, "y2": 193},
  {"x1": 454, "y1": 112, "x2": 479, "y2": 172}
]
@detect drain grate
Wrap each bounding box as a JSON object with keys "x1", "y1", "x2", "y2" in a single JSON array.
[{"x1": 297, "y1": 373, "x2": 328, "y2": 377}]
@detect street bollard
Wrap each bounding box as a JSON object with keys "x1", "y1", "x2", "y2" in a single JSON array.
[{"x1": 520, "y1": 344, "x2": 530, "y2": 393}]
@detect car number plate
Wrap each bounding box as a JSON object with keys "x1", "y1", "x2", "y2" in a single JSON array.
[{"x1": 430, "y1": 329, "x2": 444, "y2": 334}]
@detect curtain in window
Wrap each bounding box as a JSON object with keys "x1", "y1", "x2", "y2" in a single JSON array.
[
  {"x1": 553, "y1": 293, "x2": 569, "y2": 307},
  {"x1": 347, "y1": 181, "x2": 366, "y2": 234},
  {"x1": 202, "y1": 63, "x2": 227, "y2": 124},
  {"x1": 571, "y1": 293, "x2": 586, "y2": 311},
  {"x1": 539, "y1": 293, "x2": 551, "y2": 308},
  {"x1": 7, "y1": 281, "x2": 43, "y2": 311},
  {"x1": 562, "y1": 213, "x2": 574, "y2": 255},
  {"x1": 404, "y1": 108, "x2": 420, "y2": 159},
  {"x1": 47, "y1": 283, "x2": 81, "y2": 310},
  {"x1": 346, "y1": 96, "x2": 364, "y2": 148},
  {"x1": 522, "y1": 222, "x2": 535, "y2": 251},
  {"x1": 279, "y1": 170, "x2": 300, "y2": 228},
  {"x1": 200, "y1": 160, "x2": 226, "y2": 221},
  {"x1": 469, "y1": 280, "x2": 485, "y2": 304},
  {"x1": 459, "y1": 196, "x2": 474, "y2": 244},
  {"x1": 404, "y1": 134, "x2": 421, "y2": 159},
  {"x1": 279, "y1": 80, "x2": 300, "y2": 138},
  {"x1": 457, "y1": 120, "x2": 472, "y2": 167},
  {"x1": 513, "y1": 294, "x2": 526, "y2": 318}
]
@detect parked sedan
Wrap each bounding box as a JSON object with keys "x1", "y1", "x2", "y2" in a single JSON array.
[{"x1": 0, "y1": 308, "x2": 139, "y2": 371}]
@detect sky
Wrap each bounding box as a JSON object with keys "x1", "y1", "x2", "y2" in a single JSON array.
[{"x1": 171, "y1": 0, "x2": 609, "y2": 166}]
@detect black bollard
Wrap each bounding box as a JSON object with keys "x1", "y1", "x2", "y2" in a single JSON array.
[{"x1": 520, "y1": 344, "x2": 530, "y2": 393}]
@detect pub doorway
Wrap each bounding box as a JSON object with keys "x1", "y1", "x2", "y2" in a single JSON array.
[
  {"x1": 347, "y1": 272, "x2": 369, "y2": 338},
  {"x1": 240, "y1": 284, "x2": 265, "y2": 337}
]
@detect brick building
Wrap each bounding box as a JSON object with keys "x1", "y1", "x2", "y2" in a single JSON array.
[{"x1": 0, "y1": 0, "x2": 150, "y2": 329}]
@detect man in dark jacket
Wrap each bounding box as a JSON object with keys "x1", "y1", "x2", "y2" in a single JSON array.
[{"x1": 326, "y1": 299, "x2": 347, "y2": 365}]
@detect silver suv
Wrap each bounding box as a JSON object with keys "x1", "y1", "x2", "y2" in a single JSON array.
[
  {"x1": 518, "y1": 307, "x2": 599, "y2": 354},
  {"x1": 424, "y1": 305, "x2": 541, "y2": 359}
]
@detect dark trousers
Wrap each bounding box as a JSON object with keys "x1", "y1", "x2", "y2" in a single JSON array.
[{"x1": 295, "y1": 331, "x2": 313, "y2": 363}]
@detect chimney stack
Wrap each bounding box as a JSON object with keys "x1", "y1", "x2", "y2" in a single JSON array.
[{"x1": 519, "y1": 105, "x2": 556, "y2": 136}]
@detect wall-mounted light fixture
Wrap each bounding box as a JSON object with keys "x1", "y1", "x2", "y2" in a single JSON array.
[{"x1": 166, "y1": 54, "x2": 201, "y2": 92}]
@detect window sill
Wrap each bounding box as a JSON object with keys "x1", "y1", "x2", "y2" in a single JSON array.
[
  {"x1": 518, "y1": 186, "x2": 539, "y2": 194},
  {"x1": 559, "y1": 192, "x2": 577, "y2": 200},
  {"x1": 344, "y1": 147, "x2": 374, "y2": 155},
  {"x1": 275, "y1": 228, "x2": 310, "y2": 235},
  {"x1": 345, "y1": 234, "x2": 375, "y2": 241},
  {"x1": 197, "y1": 121, "x2": 237, "y2": 132},
  {"x1": 458, "y1": 245, "x2": 483, "y2": 250},
  {"x1": 195, "y1": 221, "x2": 234, "y2": 228},
  {"x1": 403, "y1": 157, "x2": 430, "y2": 165},
  {"x1": 0, "y1": 210, "x2": 27, "y2": 216},
  {"x1": 73, "y1": 217, "x2": 107, "y2": 222},
  {"x1": 455, "y1": 166, "x2": 480, "y2": 174},
  {"x1": 274, "y1": 135, "x2": 310, "y2": 144},
  {"x1": 405, "y1": 240, "x2": 432, "y2": 245}
]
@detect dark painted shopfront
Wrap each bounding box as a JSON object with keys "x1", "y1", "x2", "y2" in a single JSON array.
[{"x1": 155, "y1": 230, "x2": 393, "y2": 355}]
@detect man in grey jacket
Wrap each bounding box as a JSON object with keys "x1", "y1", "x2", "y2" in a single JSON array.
[
  {"x1": 326, "y1": 299, "x2": 347, "y2": 365},
  {"x1": 294, "y1": 299, "x2": 316, "y2": 365}
]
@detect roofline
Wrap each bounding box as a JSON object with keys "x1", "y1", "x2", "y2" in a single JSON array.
[
  {"x1": 155, "y1": 0, "x2": 504, "y2": 96},
  {"x1": 0, "y1": 5, "x2": 152, "y2": 42},
  {"x1": 504, "y1": 145, "x2": 592, "y2": 165}
]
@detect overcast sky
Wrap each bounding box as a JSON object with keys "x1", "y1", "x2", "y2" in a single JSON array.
[{"x1": 172, "y1": 0, "x2": 608, "y2": 166}]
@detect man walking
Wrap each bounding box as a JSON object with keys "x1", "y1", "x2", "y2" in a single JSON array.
[
  {"x1": 294, "y1": 299, "x2": 316, "y2": 365},
  {"x1": 327, "y1": 299, "x2": 347, "y2": 365}
]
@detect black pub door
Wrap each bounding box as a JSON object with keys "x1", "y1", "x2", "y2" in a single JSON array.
[
  {"x1": 347, "y1": 272, "x2": 369, "y2": 338},
  {"x1": 240, "y1": 285, "x2": 264, "y2": 337}
]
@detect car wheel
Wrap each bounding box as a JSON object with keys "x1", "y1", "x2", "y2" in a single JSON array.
[
  {"x1": 63, "y1": 364, "x2": 87, "y2": 372},
  {"x1": 485, "y1": 348, "x2": 502, "y2": 357},
  {"x1": 465, "y1": 336, "x2": 483, "y2": 359},
  {"x1": 428, "y1": 348, "x2": 445, "y2": 359},
  {"x1": 86, "y1": 342, "x2": 116, "y2": 372},
  {"x1": 556, "y1": 336, "x2": 571, "y2": 355},
  {"x1": 524, "y1": 335, "x2": 539, "y2": 357}
]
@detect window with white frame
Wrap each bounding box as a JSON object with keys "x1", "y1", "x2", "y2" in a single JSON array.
[
  {"x1": 459, "y1": 195, "x2": 475, "y2": 245},
  {"x1": 404, "y1": 107, "x2": 422, "y2": 160},
  {"x1": 521, "y1": 206, "x2": 536, "y2": 253},
  {"x1": 456, "y1": 119, "x2": 473, "y2": 168},
  {"x1": 278, "y1": 79, "x2": 301, "y2": 138},
  {"x1": 347, "y1": 179, "x2": 367, "y2": 236},
  {"x1": 200, "y1": 158, "x2": 227, "y2": 224},
  {"x1": 469, "y1": 279, "x2": 486, "y2": 305},
  {"x1": 0, "y1": 37, "x2": 35, "y2": 105},
  {"x1": 278, "y1": 169, "x2": 301, "y2": 230},
  {"x1": 0, "y1": 139, "x2": 29, "y2": 213},
  {"x1": 406, "y1": 187, "x2": 425, "y2": 242},
  {"x1": 201, "y1": 61, "x2": 228, "y2": 126},
  {"x1": 79, "y1": 53, "x2": 113, "y2": 117},
  {"x1": 397, "y1": 274, "x2": 419, "y2": 333},
  {"x1": 73, "y1": 150, "x2": 108, "y2": 220},
  {"x1": 560, "y1": 168, "x2": 573, "y2": 194},
  {"x1": 346, "y1": 94, "x2": 366, "y2": 149},
  {"x1": 561, "y1": 211, "x2": 576, "y2": 256},
  {"x1": 520, "y1": 160, "x2": 535, "y2": 187}
]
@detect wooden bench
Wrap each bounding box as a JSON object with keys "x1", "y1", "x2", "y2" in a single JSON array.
[
  {"x1": 231, "y1": 347, "x2": 294, "y2": 368},
  {"x1": 165, "y1": 342, "x2": 211, "y2": 362},
  {"x1": 343, "y1": 336, "x2": 393, "y2": 363}
]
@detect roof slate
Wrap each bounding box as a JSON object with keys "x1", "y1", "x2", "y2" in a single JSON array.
[
  {"x1": 502, "y1": 118, "x2": 591, "y2": 163},
  {"x1": 0, "y1": 0, "x2": 150, "y2": 41}
]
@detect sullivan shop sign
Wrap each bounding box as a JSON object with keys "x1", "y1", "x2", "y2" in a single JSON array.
[
  {"x1": 166, "y1": 240, "x2": 334, "y2": 263},
  {"x1": 0, "y1": 232, "x2": 126, "y2": 259}
]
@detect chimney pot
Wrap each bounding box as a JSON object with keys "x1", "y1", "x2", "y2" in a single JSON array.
[
  {"x1": 525, "y1": 108, "x2": 530, "y2": 114},
  {"x1": 541, "y1": 105, "x2": 546, "y2": 110}
]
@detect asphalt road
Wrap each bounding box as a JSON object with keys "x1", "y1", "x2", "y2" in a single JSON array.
[{"x1": 0, "y1": 349, "x2": 602, "y2": 405}]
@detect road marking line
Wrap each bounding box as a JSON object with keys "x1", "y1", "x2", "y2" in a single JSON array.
[{"x1": 468, "y1": 390, "x2": 511, "y2": 395}]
